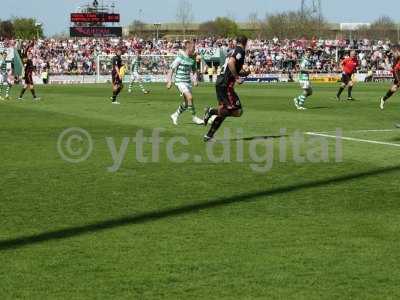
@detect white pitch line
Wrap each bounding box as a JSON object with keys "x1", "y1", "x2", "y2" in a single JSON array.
[
  {"x1": 306, "y1": 132, "x2": 400, "y2": 148},
  {"x1": 314, "y1": 129, "x2": 397, "y2": 134}
]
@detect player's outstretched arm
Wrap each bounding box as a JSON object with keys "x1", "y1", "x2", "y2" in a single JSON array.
[
  {"x1": 167, "y1": 57, "x2": 180, "y2": 89},
  {"x1": 227, "y1": 57, "x2": 238, "y2": 77},
  {"x1": 166, "y1": 69, "x2": 174, "y2": 89}
]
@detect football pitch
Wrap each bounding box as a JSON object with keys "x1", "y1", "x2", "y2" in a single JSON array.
[{"x1": 1, "y1": 82, "x2": 400, "y2": 299}]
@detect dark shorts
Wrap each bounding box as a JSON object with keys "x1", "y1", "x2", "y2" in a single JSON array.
[
  {"x1": 216, "y1": 79, "x2": 242, "y2": 111},
  {"x1": 112, "y1": 71, "x2": 122, "y2": 85},
  {"x1": 24, "y1": 74, "x2": 33, "y2": 85},
  {"x1": 341, "y1": 73, "x2": 353, "y2": 85}
]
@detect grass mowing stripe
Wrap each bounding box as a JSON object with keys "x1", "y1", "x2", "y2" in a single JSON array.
[{"x1": 2, "y1": 164, "x2": 400, "y2": 251}]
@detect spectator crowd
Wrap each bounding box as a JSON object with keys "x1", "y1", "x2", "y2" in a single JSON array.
[{"x1": 0, "y1": 37, "x2": 396, "y2": 76}]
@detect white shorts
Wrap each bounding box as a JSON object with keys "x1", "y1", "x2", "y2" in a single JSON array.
[
  {"x1": 299, "y1": 80, "x2": 311, "y2": 90},
  {"x1": 175, "y1": 82, "x2": 192, "y2": 95},
  {"x1": 130, "y1": 72, "x2": 142, "y2": 82},
  {"x1": 0, "y1": 74, "x2": 6, "y2": 84}
]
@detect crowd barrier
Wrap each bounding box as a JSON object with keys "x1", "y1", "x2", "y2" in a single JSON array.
[{"x1": 30, "y1": 72, "x2": 390, "y2": 85}]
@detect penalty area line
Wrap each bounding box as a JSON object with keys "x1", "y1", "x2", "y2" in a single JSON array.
[
  {"x1": 311, "y1": 129, "x2": 397, "y2": 134},
  {"x1": 305, "y1": 132, "x2": 400, "y2": 148}
]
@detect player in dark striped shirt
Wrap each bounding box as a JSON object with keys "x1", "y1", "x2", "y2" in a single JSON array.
[
  {"x1": 18, "y1": 53, "x2": 40, "y2": 101},
  {"x1": 203, "y1": 36, "x2": 250, "y2": 142},
  {"x1": 380, "y1": 45, "x2": 400, "y2": 110},
  {"x1": 110, "y1": 48, "x2": 123, "y2": 104}
]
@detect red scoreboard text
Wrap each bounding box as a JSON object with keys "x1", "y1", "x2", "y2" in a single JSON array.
[{"x1": 71, "y1": 13, "x2": 120, "y2": 23}]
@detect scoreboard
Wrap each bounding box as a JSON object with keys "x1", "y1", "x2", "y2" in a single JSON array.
[
  {"x1": 69, "y1": 7, "x2": 122, "y2": 37},
  {"x1": 71, "y1": 13, "x2": 120, "y2": 23}
]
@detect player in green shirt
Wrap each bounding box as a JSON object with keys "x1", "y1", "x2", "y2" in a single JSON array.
[
  {"x1": 0, "y1": 52, "x2": 8, "y2": 100},
  {"x1": 167, "y1": 40, "x2": 204, "y2": 125},
  {"x1": 128, "y1": 49, "x2": 149, "y2": 95},
  {"x1": 293, "y1": 49, "x2": 314, "y2": 110}
]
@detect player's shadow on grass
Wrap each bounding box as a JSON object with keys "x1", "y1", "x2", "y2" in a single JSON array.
[
  {"x1": 230, "y1": 135, "x2": 288, "y2": 141},
  {"x1": 1, "y1": 165, "x2": 400, "y2": 251}
]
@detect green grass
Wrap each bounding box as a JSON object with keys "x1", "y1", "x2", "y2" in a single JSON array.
[{"x1": 1, "y1": 82, "x2": 400, "y2": 299}]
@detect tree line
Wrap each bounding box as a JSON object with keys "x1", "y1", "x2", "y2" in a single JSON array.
[
  {"x1": 129, "y1": 14, "x2": 399, "y2": 41},
  {"x1": 130, "y1": 0, "x2": 399, "y2": 42},
  {"x1": 0, "y1": 18, "x2": 44, "y2": 40},
  {"x1": 197, "y1": 13, "x2": 399, "y2": 41}
]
